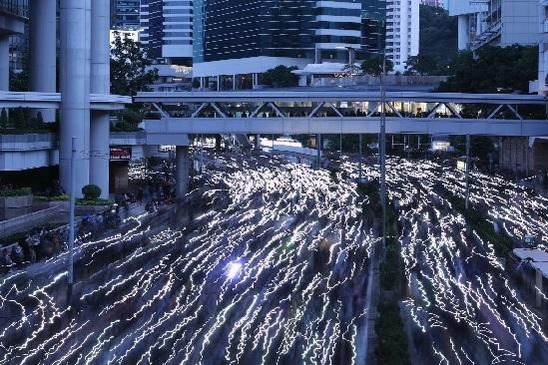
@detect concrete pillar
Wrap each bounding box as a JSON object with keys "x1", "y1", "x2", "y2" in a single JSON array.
[
  {"x1": 0, "y1": 36, "x2": 9, "y2": 91},
  {"x1": 29, "y1": 0, "x2": 57, "y2": 122},
  {"x1": 90, "y1": 0, "x2": 111, "y2": 199},
  {"x1": 536, "y1": 269, "x2": 543, "y2": 308},
  {"x1": 176, "y1": 145, "x2": 190, "y2": 198},
  {"x1": 59, "y1": 0, "x2": 91, "y2": 197},
  {"x1": 216, "y1": 75, "x2": 220, "y2": 91},
  {"x1": 316, "y1": 134, "x2": 322, "y2": 169},
  {"x1": 232, "y1": 74, "x2": 236, "y2": 90},
  {"x1": 255, "y1": 134, "x2": 261, "y2": 151},
  {"x1": 457, "y1": 15, "x2": 469, "y2": 50}
]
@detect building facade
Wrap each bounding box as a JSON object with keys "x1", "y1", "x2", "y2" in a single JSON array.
[
  {"x1": 449, "y1": 0, "x2": 538, "y2": 51},
  {"x1": 0, "y1": 1, "x2": 128, "y2": 198},
  {"x1": 385, "y1": 0, "x2": 420, "y2": 72},
  {"x1": 420, "y1": 0, "x2": 445, "y2": 8},
  {"x1": 111, "y1": 0, "x2": 140, "y2": 29},
  {"x1": 539, "y1": 0, "x2": 548, "y2": 95},
  {"x1": 192, "y1": 0, "x2": 418, "y2": 87},
  {"x1": 140, "y1": 0, "x2": 192, "y2": 65}
]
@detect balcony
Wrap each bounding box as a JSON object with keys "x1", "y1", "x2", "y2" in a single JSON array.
[{"x1": 0, "y1": 1, "x2": 28, "y2": 19}]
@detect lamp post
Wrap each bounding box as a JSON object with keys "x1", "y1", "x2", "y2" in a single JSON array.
[
  {"x1": 380, "y1": 52, "x2": 387, "y2": 249},
  {"x1": 67, "y1": 137, "x2": 76, "y2": 306}
]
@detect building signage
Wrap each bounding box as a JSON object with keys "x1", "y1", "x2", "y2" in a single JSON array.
[{"x1": 110, "y1": 146, "x2": 132, "y2": 161}]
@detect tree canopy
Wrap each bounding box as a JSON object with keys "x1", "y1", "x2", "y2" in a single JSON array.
[
  {"x1": 110, "y1": 31, "x2": 158, "y2": 96},
  {"x1": 361, "y1": 56, "x2": 394, "y2": 76},
  {"x1": 261, "y1": 65, "x2": 299, "y2": 87},
  {"x1": 437, "y1": 45, "x2": 538, "y2": 93},
  {"x1": 405, "y1": 5, "x2": 457, "y2": 75}
]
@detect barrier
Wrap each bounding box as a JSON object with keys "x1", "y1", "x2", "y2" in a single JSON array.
[{"x1": 0, "y1": 205, "x2": 60, "y2": 239}]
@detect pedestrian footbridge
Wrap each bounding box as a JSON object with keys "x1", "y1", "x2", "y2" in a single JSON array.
[{"x1": 135, "y1": 91, "x2": 548, "y2": 138}]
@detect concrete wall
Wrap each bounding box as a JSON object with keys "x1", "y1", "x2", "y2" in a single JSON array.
[{"x1": 501, "y1": 0, "x2": 539, "y2": 46}]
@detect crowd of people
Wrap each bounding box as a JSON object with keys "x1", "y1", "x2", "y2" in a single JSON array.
[{"x1": 0, "y1": 158, "x2": 179, "y2": 275}]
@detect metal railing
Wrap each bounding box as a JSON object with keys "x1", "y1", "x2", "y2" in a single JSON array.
[{"x1": 0, "y1": 0, "x2": 28, "y2": 18}]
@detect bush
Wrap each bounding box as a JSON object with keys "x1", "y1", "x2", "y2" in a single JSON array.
[
  {"x1": 0, "y1": 187, "x2": 32, "y2": 196},
  {"x1": 81, "y1": 184, "x2": 101, "y2": 200}
]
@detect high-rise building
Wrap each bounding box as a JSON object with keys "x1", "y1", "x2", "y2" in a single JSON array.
[
  {"x1": 385, "y1": 0, "x2": 420, "y2": 72},
  {"x1": 420, "y1": 0, "x2": 445, "y2": 8},
  {"x1": 539, "y1": 0, "x2": 548, "y2": 95},
  {"x1": 111, "y1": 0, "x2": 140, "y2": 29},
  {"x1": 361, "y1": 0, "x2": 386, "y2": 55},
  {"x1": 191, "y1": 0, "x2": 419, "y2": 86},
  {"x1": 448, "y1": 0, "x2": 538, "y2": 51},
  {"x1": 140, "y1": 0, "x2": 193, "y2": 65}
]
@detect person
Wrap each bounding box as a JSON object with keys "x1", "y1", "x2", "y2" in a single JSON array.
[
  {"x1": 0, "y1": 248, "x2": 13, "y2": 273},
  {"x1": 10, "y1": 244, "x2": 24, "y2": 266}
]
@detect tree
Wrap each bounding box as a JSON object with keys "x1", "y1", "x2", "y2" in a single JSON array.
[
  {"x1": 417, "y1": 5, "x2": 457, "y2": 72},
  {"x1": 361, "y1": 56, "x2": 394, "y2": 76},
  {"x1": 438, "y1": 45, "x2": 538, "y2": 93},
  {"x1": 110, "y1": 31, "x2": 158, "y2": 96},
  {"x1": 404, "y1": 55, "x2": 439, "y2": 76},
  {"x1": 261, "y1": 65, "x2": 299, "y2": 87},
  {"x1": 342, "y1": 64, "x2": 362, "y2": 76}
]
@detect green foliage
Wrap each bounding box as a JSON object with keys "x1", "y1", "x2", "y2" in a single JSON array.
[
  {"x1": 0, "y1": 107, "x2": 54, "y2": 133},
  {"x1": 76, "y1": 198, "x2": 112, "y2": 206},
  {"x1": 405, "y1": 54, "x2": 441, "y2": 76},
  {"x1": 0, "y1": 108, "x2": 7, "y2": 129},
  {"x1": 444, "y1": 190, "x2": 513, "y2": 255},
  {"x1": 420, "y1": 9, "x2": 457, "y2": 53},
  {"x1": 448, "y1": 136, "x2": 495, "y2": 163},
  {"x1": 81, "y1": 184, "x2": 102, "y2": 200},
  {"x1": 9, "y1": 69, "x2": 29, "y2": 91},
  {"x1": 110, "y1": 31, "x2": 159, "y2": 96},
  {"x1": 0, "y1": 187, "x2": 32, "y2": 196},
  {"x1": 374, "y1": 303, "x2": 411, "y2": 365},
  {"x1": 34, "y1": 194, "x2": 69, "y2": 202},
  {"x1": 342, "y1": 64, "x2": 362, "y2": 76},
  {"x1": 361, "y1": 56, "x2": 394, "y2": 76},
  {"x1": 111, "y1": 108, "x2": 143, "y2": 131},
  {"x1": 438, "y1": 45, "x2": 538, "y2": 93},
  {"x1": 261, "y1": 65, "x2": 299, "y2": 87}
]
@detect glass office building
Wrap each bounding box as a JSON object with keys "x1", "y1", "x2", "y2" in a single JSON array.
[
  {"x1": 195, "y1": 0, "x2": 364, "y2": 63},
  {"x1": 140, "y1": 0, "x2": 193, "y2": 65}
]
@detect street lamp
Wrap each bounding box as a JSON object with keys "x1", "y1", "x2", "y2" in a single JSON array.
[{"x1": 379, "y1": 52, "x2": 387, "y2": 250}]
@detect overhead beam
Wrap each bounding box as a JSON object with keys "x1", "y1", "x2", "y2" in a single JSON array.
[{"x1": 144, "y1": 116, "x2": 548, "y2": 137}]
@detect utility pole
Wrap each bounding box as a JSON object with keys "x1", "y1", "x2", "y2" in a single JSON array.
[
  {"x1": 465, "y1": 134, "x2": 470, "y2": 210},
  {"x1": 380, "y1": 53, "x2": 387, "y2": 249}
]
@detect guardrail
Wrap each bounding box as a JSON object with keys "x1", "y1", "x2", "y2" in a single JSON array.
[
  {"x1": 0, "y1": 205, "x2": 60, "y2": 239},
  {"x1": 0, "y1": 1, "x2": 28, "y2": 18}
]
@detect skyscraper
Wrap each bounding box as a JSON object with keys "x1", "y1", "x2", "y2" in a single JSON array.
[
  {"x1": 449, "y1": 0, "x2": 538, "y2": 51},
  {"x1": 140, "y1": 0, "x2": 193, "y2": 65},
  {"x1": 111, "y1": 0, "x2": 140, "y2": 29},
  {"x1": 193, "y1": 1, "x2": 368, "y2": 87},
  {"x1": 420, "y1": 0, "x2": 445, "y2": 8},
  {"x1": 385, "y1": 0, "x2": 419, "y2": 72}
]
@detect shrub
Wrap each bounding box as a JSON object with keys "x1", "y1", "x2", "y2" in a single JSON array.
[
  {"x1": 81, "y1": 184, "x2": 101, "y2": 200},
  {"x1": 0, "y1": 187, "x2": 32, "y2": 196}
]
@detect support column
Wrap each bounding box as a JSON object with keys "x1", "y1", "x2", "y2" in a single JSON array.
[
  {"x1": 90, "y1": 0, "x2": 111, "y2": 199},
  {"x1": 255, "y1": 134, "x2": 261, "y2": 151},
  {"x1": 0, "y1": 37, "x2": 9, "y2": 91},
  {"x1": 457, "y1": 15, "x2": 469, "y2": 50},
  {"x1": 316, "y1": 134, "x2": 322, "y2": 169},
  {"x1": 59, "y1": 0, "x2": 91, "y2": 197},
  {"x1": 232, "y1": 74, "x2": 236, "y2": 90},
  {"x1": 176, "y1": 146, "x2": 190, "y2": 199},
  {"x1": 29, "y1": 0, "x2": 57, "y2": 122}
]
